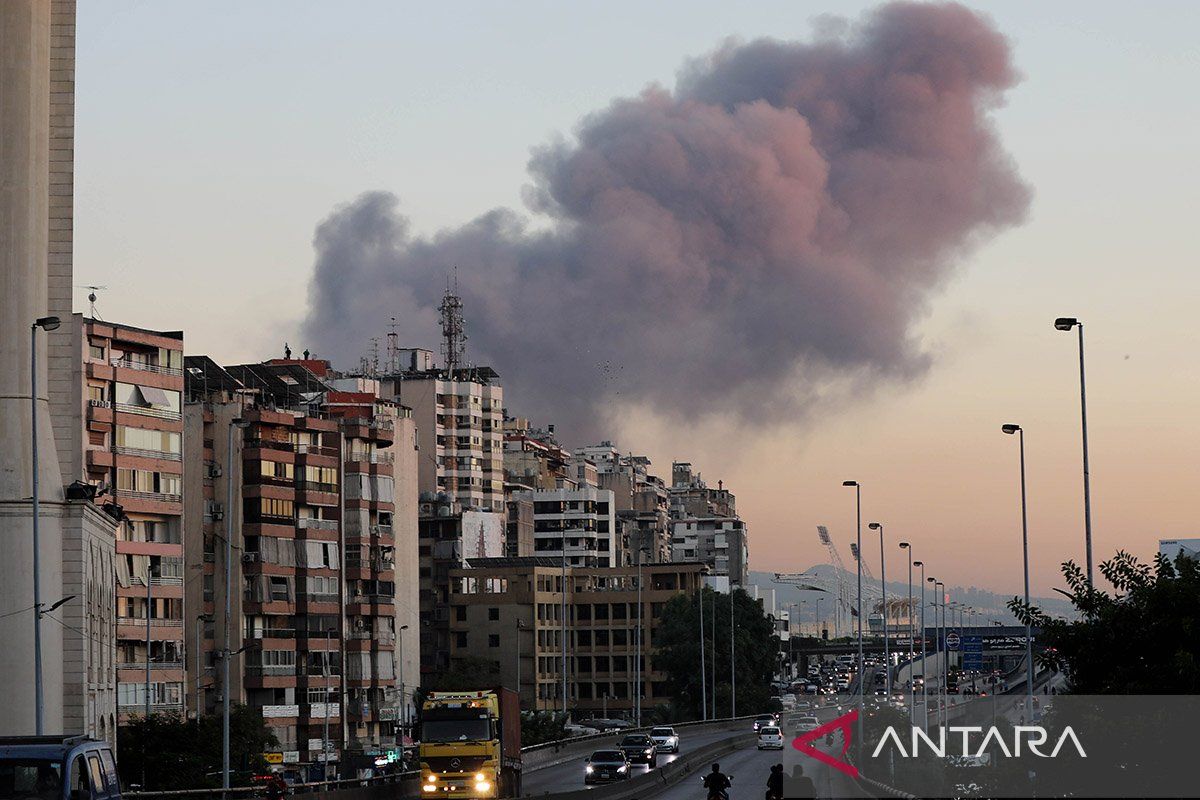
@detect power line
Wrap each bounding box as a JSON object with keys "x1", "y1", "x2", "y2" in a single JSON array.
[{"x1": 0, "y1": 604, "x2": 37, "y2": 621}]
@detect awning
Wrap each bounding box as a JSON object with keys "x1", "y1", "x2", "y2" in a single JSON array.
[{"x1": 139, "y1": 385, "x2": 172, "y2": 408}]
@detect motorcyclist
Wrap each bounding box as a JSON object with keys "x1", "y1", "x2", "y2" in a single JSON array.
[
  {"x1": 766, "y1": 763, "x2": 784, "y2": 800},
  {"x1": 703, "y1": 763, "x2": 732, "y2": 800}
]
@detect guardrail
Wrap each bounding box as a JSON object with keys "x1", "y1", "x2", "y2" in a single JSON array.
[{"x1": 125, "y1": 770, "x2": 419, "y2": 800}]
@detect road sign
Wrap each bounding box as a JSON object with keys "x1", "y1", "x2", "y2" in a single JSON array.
[
  {"x1": 962, "y1": 635, "x2": 984, "y2": 670},
  {"x1": 264, "y1": 753, "x2": 284, "y2": 765},
  {"x1": 946, "y1": 632, "x2": 961, "y2": 651}
]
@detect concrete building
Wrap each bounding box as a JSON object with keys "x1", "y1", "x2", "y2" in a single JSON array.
[
  {"x1": 1160, "y1": 538, "x2": 1200, "y2": 563},
  {"x1": 74, "y1": 319, "x2": 188, "y2": 722},
  {"x1": 0, "y1": 0, "x2": 121, "y2": 739},
  {"x1": 670, "y1": 517, "x2": 749, "y2": 587},
  {"x1": 577, "y1": 444, "x2": 671, "y2": 565},
  {"x1": 669, "y1": 462, "x2": 736, "y2": 519},
  {"x1": 513, "y1": 487, "x2": 619, "y2": 568},
  {"x1": 448, "y1": 558, "x2": 707, "y2": 715},
  {"x1": 503, "y1": 417, "x2": 571, "y2": 492}
]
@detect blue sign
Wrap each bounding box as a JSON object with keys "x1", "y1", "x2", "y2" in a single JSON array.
[{"x1": 962, "y1": 635, "x2": 984, "y2": 670}]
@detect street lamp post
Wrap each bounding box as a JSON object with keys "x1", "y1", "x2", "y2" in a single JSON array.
[
  {"x1": 914, "y1": 562, "x2": 926, "y2": 728},
  {"x1": 841, "y1": 480, "x2": 864, "y2": 756},
  {"x1": 1054, "y1": 317, "x2": 1094, "y2": 588},
  {"x1": 561, "y1": 529, "x2": 568, "y2": 720},
  {"x1": 729, "y1": 577, "x2": 736, "y2": 719},
  {"x1": 222, "y1": 417, "x2": 248, "y2": 793},
  {"x1": 698, "y1": 584, "x2": 707, "y2": 721},
  {"x1": 928, "y1": 579, "x2": 943, "y2": 727},
  {"x1": 515, "y1": 619, "x2": 523, "y2": 708},
  {"x1": 899, "y1": 543, "x2": 914, "y2": 723},
  {"x1": 30, "y1": 315, "x2": 60, "y2": 735},
  {"x1": 398, "y1": 624, "x2": 409, "y2": 736},
  {"x1": 1002, "y1": 423, "x2": 1036, "y2": 720},
  {"x1": 869, "y1": 523, "x2": 889, "y2": 699},
  {"x1": 636, "y1": 549, "x2": 648, "y2": 726}
]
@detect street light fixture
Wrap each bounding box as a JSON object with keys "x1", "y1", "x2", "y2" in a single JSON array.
[
  {"x1": 1002, "y1": 422, "x2": 1036, "y2": 721},
  {"x1": 29, "y1": 315, "x2": 61, "y2": 735},
  {"x1": 868, "y1": 523, "x2": 890, "y2": 699},
  {"x1": 398, "y1": 624, "x2": 410, "y2": 735},
  {"x1": 222, "y1": 417, "x2": 250, "y2": 793},
  {"x1": 842, "y1": 480, "x2": 864, "y2": 759},
  {"x1": 1054, "y1": 316, "x2": 1094, "y2": 588},
  {"x1": 913, "y1": 561, "x2": 927, "y2": 728},
  {"x1": 899, "y1": 542, "x2": 914, "y2": 723}
]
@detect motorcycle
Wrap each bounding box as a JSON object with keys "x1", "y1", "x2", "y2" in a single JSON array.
[{"x1": 701, "y1": 774, "x2": 733, "y2": 800}]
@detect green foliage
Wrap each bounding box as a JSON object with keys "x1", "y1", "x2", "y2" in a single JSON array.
[
  {"x1": 1007, "y1": 551, "x2": 1200, "y2": 693},
  {"x1": 430, "y1": 655, "x2": 502, "y2": 691},
  {"x1": 654, "y1": 587, "x2": 780, "y2": 720},
  {"x1": 116, "y1": 705, "x2": 278, "y2": 790},
  {"x1": 520, "y1": 711, "x2": 567, "y2": 746}
]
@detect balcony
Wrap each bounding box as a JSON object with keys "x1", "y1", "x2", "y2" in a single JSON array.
[
  {"x1": 298, "y1": 517, "x2": 339, "y2": 532},
  {"x1": 118, "y1": 616, "x2": 183, "y2": 627},
  {"x1": 296, "y1": 444, "x2": 338, "y2": 458},
  {"x1": 121, "y1": 490, "x2": 182, "y2": 505},
  {"x1": 112, "y1": 358, "x2": 183, "y2": 377},
  {"x1": 114, "y1": 446, "x2": 181, "y2": 462},
  {"x1": 247, "y1": 628, "x2": 296, "y2": 640},
  {"x1": 370, "y1": 524, "x2": 392, "y2": 538},
  {"x1": 114, "y1": 402, "x2": 181, "y2": 422},
  {"x1": 246, "y1": 665, "x2": 298, "y2": 678},
  {"x1": 117, "y1": 661, "x2": 183, "y2": 671},
  {"x1": 244, "y1": 438, "x2": 294, "y2": 453}
]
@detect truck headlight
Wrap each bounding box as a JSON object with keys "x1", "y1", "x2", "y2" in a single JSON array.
[
  {"x1": 474, "y1": 773, "x2": 486, "y2": 782},
  {"x1": 474, "y1": 781, "x2": 491, "y2": 793},
  {"x1": 421, "y1": 785, "x2": 436, "y2": 793},
  {"x1": 426, "y1": 775, "x2": 437, "y2": 783}
]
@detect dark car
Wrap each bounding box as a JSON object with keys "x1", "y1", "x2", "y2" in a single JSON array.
[
  {"x1": 752, "y1": 714, "x2": 776, "y2": 732},
  {"x1": 618, "y1": 734, "x2": 658, "y2": 767},
  {"x1": 0, "y1": 736, "x2": 121, "y2": 800},
  {"x1": 584, "y1": 750, "x2": 631, "y2": 784}
]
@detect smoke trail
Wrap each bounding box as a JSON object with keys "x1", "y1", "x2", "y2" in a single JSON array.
[{"x1": 301, "y1": 2, "x2": 1030, "y2": 441}]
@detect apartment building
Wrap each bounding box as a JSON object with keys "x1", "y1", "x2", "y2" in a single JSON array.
[
  {"x1": 503, "y1": 417, "x2": 571, "y2": 492},
  {"x1": 380, "y1": 350, "x2": 504, "y2": 513},
  {"x1": 71, "y1": 319, "x2": 188, "y2": 723},
  {"x1": 448, "y1": 559, "x2": 707, "y2": 714},
  {"x1": 577, "y1": 444, "x2": 671, "y2": 565},
  {"x1": 512, "y1": 487, "x2": 619, "y2": 568},
  {"x1": 669, "y1": 462, "x2": 736, "y2": 519},
  {"x1": 670, "y1": 517, "x2": 749, "y2": 587}
]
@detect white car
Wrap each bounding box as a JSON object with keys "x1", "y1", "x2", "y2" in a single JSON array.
[
  {"x1": 649, "y1": 726, "x2": 680, "y2": 754},
  {"x1": 757, "y1": 725, "x2": 785, "y2": 750},
  {"x1": 796, "y1": 716, "x2": 820, "y2": 733}
]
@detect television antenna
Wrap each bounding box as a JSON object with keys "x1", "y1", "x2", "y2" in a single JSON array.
[{"x1": 78, "y1": 285, "x2": 107, "y2": 318}]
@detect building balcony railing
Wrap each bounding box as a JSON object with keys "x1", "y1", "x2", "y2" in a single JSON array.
[
  {"x1": 349, "y1": 451, "x2": 394, "y2": 464},
  {"x1": 341, "y1": 417, "x2": 395, "y2": 432},
  {"x1": 297, "y1": 518, "x2": 339, "y2": 531},
  {"x1": 114, "y1": 402, "x2": 182, "y2": 422},
  {"x1": 348, "y1": 593, "x2": 395, "y2": 605},
  {"x1": 117, "y1": 616, "x2": 184, "y2": 627},
  {"x1": 301, "y1": 593, "x2": 340, "y2": 604},
  {"x1": 246, "y1": 665, "x2": 298, "y2": 678},
  {"x1": 118, "y1": 701, "x2": 183, "y2": 712},
  {"x1": 117, "y1": 661, "x2": 183, "y2": 671},
  {"x1": 122, "y1": 490, "x2": 182, "y2": 504},
  {"x1": 149, "y1": 576, "x2": 183, "y2": 586},
  {"x1": 297, "y1": 480, "x2": 339, "y2": 495},
  {"x1": 114, "y1": 446, "x2": 181, "y2": 462},
  {"x1": 370, "y1": 524, "x2": 392, "y2": 537},
  {"x1": 296, "y1": 444, "x2": 338, "y2": 458},
  {"x1": 112, "y1": 359, "x2": 184, "y2": 377}
]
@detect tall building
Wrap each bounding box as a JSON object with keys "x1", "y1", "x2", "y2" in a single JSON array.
[
  {"x1": 448, "y1": 558, "x2": 707, "y2": 714},
  {"x1": 0, "y1": 0, "x2": 121, "y2": 739},
  {"x1": 503, "y1": 417, "x2": 571, "y2": 492},
  {"x1": 76, "y1": 319, "x2": 187, "y2": 722},
  {"x1": 669, "y1": 462, "x2": 736, "y2": 519},
  {"x1": 577, "y1": 443, "x2": 670, "y2": 565},
  {"x1": 670, "y1": 517, "x2": 749, "y2": 587},
  {"x1": 513, "y1": 487, "x2": 619, "y2": 568}
]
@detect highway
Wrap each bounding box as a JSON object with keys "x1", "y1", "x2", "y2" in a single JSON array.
[{"x1": 522, "y1": 703, "x2": 863, "y2": 798}]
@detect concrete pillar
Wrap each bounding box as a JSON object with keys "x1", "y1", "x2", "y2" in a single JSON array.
[{"x1": 0, "y1": 0, "x2": 67, "y2": 734}]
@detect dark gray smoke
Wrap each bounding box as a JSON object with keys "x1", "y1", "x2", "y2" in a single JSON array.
[{"x1": 302, "y1": 2, "x2": 1030, "y2": 442}]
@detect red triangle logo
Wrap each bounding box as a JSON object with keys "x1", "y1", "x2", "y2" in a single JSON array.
[{"x1": 791, "y1": 708, "x2": 860, "y2": 779}]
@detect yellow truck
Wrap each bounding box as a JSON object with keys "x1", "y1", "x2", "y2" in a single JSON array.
[{"x1": 419, "y1": 688, "x2": 521, "y2": 798}]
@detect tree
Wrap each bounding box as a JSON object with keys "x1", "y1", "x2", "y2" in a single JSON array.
[
  {"x1": 520, "y1": 711, "x2": 566, "y2": 746},
  {"x1": 117, "y1": 705, "x2": 278, "y2": 790},
  {"x1": 654, "y1": 586, "x2": 779, "y2": 720},
  {"x1": 428, "y1": 655, "x2": 502, "y2": 691},
  {"x1": 1008, "y1": 550, "x2": 1200, "y2": 693}
]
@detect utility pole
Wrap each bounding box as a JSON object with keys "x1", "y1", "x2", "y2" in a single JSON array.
[
  {"x1": 698, "y1": 586, "x2": 707, "y2": 721},
  {"x1": 729, "y1": 581, "x2": 735, "y2": 719}
]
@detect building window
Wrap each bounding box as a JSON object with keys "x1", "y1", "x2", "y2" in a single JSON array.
[
  {"x1": 488, "y1": 635, "x2": 500, "y2": 648},
  {"x1": 455, "y1": 606, "x2": 467, "y2": 622},
  {"x1": 487, "y1": 607, "x2": 499, "y2": 621},
  {"x1": 454, "y1": 632, "x2": 467, "y2": 649}
]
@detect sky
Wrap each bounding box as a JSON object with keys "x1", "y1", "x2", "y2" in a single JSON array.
[{"x1": 74, "y1": 1, "x2": 1200, "y2": 598}]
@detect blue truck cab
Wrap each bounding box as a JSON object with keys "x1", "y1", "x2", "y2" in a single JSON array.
[{"x1": 0, "y1": 736, "x2": 121, "y2": 800}]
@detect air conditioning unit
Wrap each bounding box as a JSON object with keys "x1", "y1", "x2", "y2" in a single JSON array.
[
  {"x1": 207, "y1": 463, "x2": 222, "y2": 478},
  {"x1": 211, "y1": 509, "x2": 224, "y2": 521},
  {"x1": 242, "y1": 553, "x2": 258, "y2": 563}
]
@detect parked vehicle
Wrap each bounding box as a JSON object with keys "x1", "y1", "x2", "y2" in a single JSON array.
[
  {"x1": 583, "y1": 750, "x2": 631, "y2": 784},
  {"x1": 0, "y1": 736, "x2": 121, "y2": 800},
  {"x1": 756, "y1": 726, "x2": 785, "y2": 751},
  {"x1": 649, "y1": 727, "x2": 680, "y2": 754}
]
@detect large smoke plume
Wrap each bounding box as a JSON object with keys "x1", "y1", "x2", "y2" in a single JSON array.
[{"x1": 302, "y1": 2, "x2": 1030, "y2": 442}]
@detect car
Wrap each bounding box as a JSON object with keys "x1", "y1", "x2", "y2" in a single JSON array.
[
  {"x1": 563, "y1": 723, "x2": 600, "y2": 737},
  {"x1": 649, "y1": 726, "x2": 680, "y2": 754},
  {"x1": 0, "y1": 736, "x2": 121, "y2": 800},
  {"x1": 757, "y1": 726, "x2": 785, "y2": 750},
  {"x1": 796, "y1": 716, "x2": 820, "y2": 732},
  {"x1": 618, "y1": 734, "x2": 658, "y2": 767},
  {"x1": 752, "y1": 714, "x2": 776, "y2": 732},
  {"x1": 584, "y1": 750, "x2": 632, "y2": 784}
]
